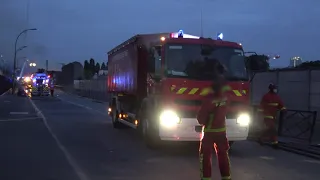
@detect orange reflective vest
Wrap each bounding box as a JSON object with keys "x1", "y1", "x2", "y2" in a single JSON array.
[
  {"x1": 197, "y1": 86, "x2": 230, "y2": 133},
  {"x1": 258, "y1": 92, "x2": 286, "y2": 119}
]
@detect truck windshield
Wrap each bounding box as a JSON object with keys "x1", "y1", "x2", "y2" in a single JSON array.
[{"x1": 164, "y1": 44, "x2": 248, "y2": 81}]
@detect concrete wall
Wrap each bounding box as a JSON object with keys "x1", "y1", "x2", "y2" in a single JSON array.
[
  {"x1": 71, "y1": 70, "x2": 320, "y2": 143},
  {"x1": 73, "y1": 78, "x2": 109, "y2": 102},
  {"x1": 73, "y1": 69, "x2": 320, "y2": 120},
  {"x1": 0, "y1": 75, "x2": 11, "y2": 95}
]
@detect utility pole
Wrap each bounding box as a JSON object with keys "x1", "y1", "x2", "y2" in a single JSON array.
[
  {"x1": 46, "y1": 60, "x2": 48, "y2": 72},
  {"x1": 200, "y1": 5, "x2": 203, "y2": 37}
]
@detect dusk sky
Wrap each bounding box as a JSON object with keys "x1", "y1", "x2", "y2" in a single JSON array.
[{"x1": 0, "y1": 0, "x2": 319, "y2": 71}]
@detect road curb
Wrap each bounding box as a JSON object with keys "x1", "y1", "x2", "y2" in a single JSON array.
[
  {"x1": 279, "y1": 144, "x2": 320, "y2": 160},
  {"x1": 0, "y1": 88, "x2": 12, "y2": 97},
  {"x1": 60, "y1": 90, "x2": 106, "y2": 104}
]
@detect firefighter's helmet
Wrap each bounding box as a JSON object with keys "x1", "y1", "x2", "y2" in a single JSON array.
[{"x1": 268, "y1": 83, "x2": 277, "y2": 90}]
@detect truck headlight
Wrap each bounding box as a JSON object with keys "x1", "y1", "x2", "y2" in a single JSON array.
[
  {"x1": 24, "y1": 77, "x2": 31, "y2": 82},
  {"x1": 159, "y1": 110, "x2": 180, "y2": 128},
  {"x1": 236, "y1": 113, "x2": 250, "y2": 126}
]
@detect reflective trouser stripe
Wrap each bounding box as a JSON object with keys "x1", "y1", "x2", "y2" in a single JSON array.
[
  {"x1": 257, "y1": 109, "x2": 263, "y2": 112},
  {"x1": 204, "y1": 113, "x2": 227, "y2": 133},
  {"x1": 204, "y1": 127, "x2": 226, "y2": 132},
  {"x1": 271, "y1": 141, "x2": 278, "y2": 144},
  {"x1": 267, "y1": 103, "x2": 278, "y2": 106},
  {"x1": 281, "y1": 107, "x2": 286, "y2": 110},
  {"x1": 264, "y1": 116, "x2": 274, "y2": 119},
  {"x1": 200, "y1": 154, "x2": 204, "y2": 179},
  {"x1": 222, "y1": 176, "x2": 232, "y2": 179}
]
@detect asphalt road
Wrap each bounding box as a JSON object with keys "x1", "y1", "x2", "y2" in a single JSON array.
[{"x1": 1, "y1": 90, "x2": 320, "y2": 180}]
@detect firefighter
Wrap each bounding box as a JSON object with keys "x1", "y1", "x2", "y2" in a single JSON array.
[
  {"x1": 197, "y1": 74, "x2": 231, "y2": 180},
  {"x1": 49, "y1": 80, "x2": 54, "y2": 97},
  {"x1": 258, "y1": 83, "x2": 286, "y2": 147}
]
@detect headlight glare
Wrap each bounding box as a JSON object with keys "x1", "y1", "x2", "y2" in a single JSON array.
[
  {"x1": 236, "y1": 113, "x2": 250, "y2": 126},
  {"x1": 24, "y1": 77, "x2": 31, "y2": 82},
  {"x1": 159, "y1": 110, "x2": 180, "y2": 128}
]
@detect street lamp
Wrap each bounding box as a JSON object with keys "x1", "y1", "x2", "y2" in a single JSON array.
[
  {"x1": 13, "y1": 28, "x2": 37, "y2": 74},
  {"x1": 16, "y1": 45, "x2": 27, "y2": 52},
  {"x1": 290, "y1": 56, "x2": 302, "y2": 67},
  {"x1": 267, "y1": 55, "x2": 280, "y2": 60},
  {"x1": 29, "y1": 63, "x2": 36, "y2": 67},
  {"x1": 12, "y1": 28, "x2": 37, "y2": 94}
]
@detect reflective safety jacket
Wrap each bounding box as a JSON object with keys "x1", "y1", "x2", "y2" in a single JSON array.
[
  {"x1": 197, "y1": 88, "x2": 229, "y2": 133},
  {"x1": 49, "y1": 83, "x2": 54, "y2": 90},
  {"x1": 258, "y1": 92, "x2": 286, "y2": 119}
]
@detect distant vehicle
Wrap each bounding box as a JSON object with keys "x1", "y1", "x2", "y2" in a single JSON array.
[
  {"x1": 29, "y1": 73, "x2": 51, "y2": 96},
  {"x1": 107, "y1": 30, "x2": 251, "y2": 148}
]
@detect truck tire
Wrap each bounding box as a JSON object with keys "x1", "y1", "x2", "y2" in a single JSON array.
[{"x1": 141, "y1": 117, "x2": 161, "y2": 149}]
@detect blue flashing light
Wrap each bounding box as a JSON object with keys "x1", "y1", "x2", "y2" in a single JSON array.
[
  {"x1": 217, "y1": 33, "x2": 223, "y2": 40},
  {"x1": 178, "y1": 29, "x2": 184, "y2": 38}
]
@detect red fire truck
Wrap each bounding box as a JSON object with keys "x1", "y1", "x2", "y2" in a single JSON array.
[{"x1": 107, "y1": 31, "x2": 251, "y2": 148}]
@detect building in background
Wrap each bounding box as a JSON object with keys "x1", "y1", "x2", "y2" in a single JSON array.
[
  {"x1": 60, "y1": 62, "x2": 83, "y2": 85},
  {"x1": 290, "y1": 56, "x2": 302, "y2": 67}
]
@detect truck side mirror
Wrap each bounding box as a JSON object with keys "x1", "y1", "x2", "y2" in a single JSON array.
[
  {"x1": 154, "y1": 45, "x2": 162, "y2": 56},
  {"x1": 147, "y1": 49, "x2": 155, "y2": 73}
]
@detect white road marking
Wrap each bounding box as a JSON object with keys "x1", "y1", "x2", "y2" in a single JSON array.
[
  {"x1": 259, "y1": 156, "x2": 275, "y2": 160},
  {"x1": 56, "y1": 96, "x2": 107, "y2": 116},
  {"x1": 27, "y1": 97, "x2": 90, "y2": 180},
  {"x1": 0, "y1": 89, "x2": 10, "y2": 97},
  {"x1": 0, "y1": 117, "x2": 41, "y2": 122},
  {"x1": 4, "y1": 100, "x2": 10, "y2": 103},
  {"x1": 10, "y1": 112, "x2": 29, "y2": 115},
  {"x1": 303, "y1": 159, "x2": 320, "y2": 164}
]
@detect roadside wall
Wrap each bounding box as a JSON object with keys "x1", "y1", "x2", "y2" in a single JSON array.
[
  {"x1": 251, "y1": 69, "x2": 320, "y2": 121},
  {"x1": 72, "y1": 69, "x2": 320, "y2": 120},
  {"x1": 0, "y1": 75, "x2": 11, "y2": 95},
  {"x1": 73, "y1": 78, "x2": 109, "y2": 102}
]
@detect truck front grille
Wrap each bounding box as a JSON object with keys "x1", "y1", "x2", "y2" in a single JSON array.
[
  {"x1": 226, "y1": 112, "x2": 237, "y2": 119},
  {"x1": 174, "y1": 99, "x2": 202, "y2": 106},
  {"x1": 178, "y1": 110, "x2": 198, "y2": 118}
]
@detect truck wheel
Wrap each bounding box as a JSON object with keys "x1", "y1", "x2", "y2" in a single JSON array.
[
  {"x1": 141, "y1": 118, "x2": 161, "y2": 149},
  {"x1": 111, "y1": 110, "x2": 124, "y2": 129}
]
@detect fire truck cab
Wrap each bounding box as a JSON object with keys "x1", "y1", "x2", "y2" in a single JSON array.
[{"x1": 108, "y1": 30, "x2": 251, "y2": 148}]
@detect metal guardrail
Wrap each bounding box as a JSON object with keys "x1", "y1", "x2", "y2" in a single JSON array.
[{"x1": 278, "y1": 110, "x2": 317, "y2": 144}]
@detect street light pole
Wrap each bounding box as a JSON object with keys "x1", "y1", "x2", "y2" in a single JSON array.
[
  {"x1": 13, "y1": 28, "x2": 36, "y2": 73},
  {"x1": 12, "y1": 28, "x2": 37, "y2": 94}
]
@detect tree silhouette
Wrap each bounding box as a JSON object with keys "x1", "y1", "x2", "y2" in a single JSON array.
[
  {"x1": 83, "y1": 60, "x2": 92, "y2": 79},
  {"x1": 297, "y1": 60, "x2": 320, "y2": 69},
  {"x1": 101, "y1": 62, "x2": 106, "y2": 70},
  {"x1": 89, "y1": 58, "x2": 95, "y2": 74},
  {"x1": 246, "y1": 54, "x2": 270, "y2": 71},
  {"x1": 95, "y1": 62, "x2": 100, "y2": 73}
]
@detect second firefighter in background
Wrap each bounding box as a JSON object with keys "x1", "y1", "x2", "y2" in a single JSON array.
[
  {"x1": 197, "y1": 74, "x2": 232, "y2": 180},
  {"x1": 258, "y1": 83, "x2": 286, "y2": 147}
]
